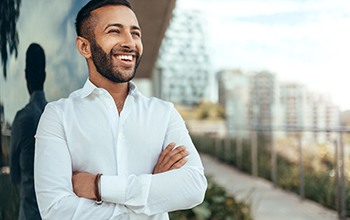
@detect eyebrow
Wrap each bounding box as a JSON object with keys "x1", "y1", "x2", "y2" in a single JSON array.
[{"x1": 104, "y1": 23, "x2": 141, "y2": 32}]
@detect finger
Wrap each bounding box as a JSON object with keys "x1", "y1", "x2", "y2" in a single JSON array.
[
  {"x1": 155, "y1": 147, "x2": 186, "y2": 173},
  {"x1": 163, "y1": 147, "x2": 189, "y2": 169},
  {"x1": 170, "y1": 157, "x2": 188, "y2": 170},
  {"x1": 161, "y1": 145, "x2": 186, "y2": 167},
  {"x1": 157, "y1": 142, "x2": 176, "y2": 165},
  {"x1": 153, "y1": 143, "x2": 177, "y2": 174}
]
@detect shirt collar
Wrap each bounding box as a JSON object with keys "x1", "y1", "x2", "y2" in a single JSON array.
[{"x1": 80, "y1": 78, "x2": 139, "y2": 98}]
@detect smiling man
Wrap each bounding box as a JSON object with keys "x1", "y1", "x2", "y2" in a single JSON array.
[{"x1": 34, "y1": 0, "x2": 207, "y2": 219}]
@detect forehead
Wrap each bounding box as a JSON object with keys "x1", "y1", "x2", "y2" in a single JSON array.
[{"x1": 91, "y1": 5, "x2": 139, "y2": 29}]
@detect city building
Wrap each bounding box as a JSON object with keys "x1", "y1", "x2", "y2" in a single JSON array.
[
  {"x1": 279, "y1": 82, "x2": 310, "y2": 130},
  {"x1": 217, "y1": 69, "x2": 250, "y2": 137},
  {"x1": 153, "y1": 6, "x2": 211, "y2": 107},
  {"x1": 248, "y1": 71, "x2": 279, "y2": 131},
  {"x1": 218, "y1": 69, "x2": 340, "y2": 143}
]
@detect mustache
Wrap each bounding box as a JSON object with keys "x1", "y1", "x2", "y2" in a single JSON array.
[{"x1": 111, "y1": 47, "x2": 140, "y2": 58}]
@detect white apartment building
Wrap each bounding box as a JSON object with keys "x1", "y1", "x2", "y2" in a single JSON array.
[
  {"x1": 153, "y1": 6, "x2": 211, "y2": 107},
  {"x1": 217, "y1": 69, "x2": 250, "y2": 137},
  {"x1": 218, "y1": 70, "x2": 340, "y2": 143}
]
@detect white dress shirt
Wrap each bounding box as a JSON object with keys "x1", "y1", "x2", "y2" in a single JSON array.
[{"x1": 34, "y1": 79, "x2": 207, "y2": 220}]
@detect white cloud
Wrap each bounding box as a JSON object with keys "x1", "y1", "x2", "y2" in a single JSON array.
[{"x1": 178, "y1": 0, "x2": 350, "y2": 110}]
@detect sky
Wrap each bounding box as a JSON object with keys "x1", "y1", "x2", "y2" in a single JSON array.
[
  {"x1": 1, "y1": 0, "x2": 350, "y2": 124},
  {"x1": 178, "y1": 0, "x2": 350, "y2": 110}
]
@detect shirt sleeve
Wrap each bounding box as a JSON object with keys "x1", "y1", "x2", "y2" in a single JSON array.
[
  {"x1": 34, "y1": 104, "x2": 125, "y2": 220},
  {"x1": 100, "y1": 104, "x2": 208, "y2": 215}
]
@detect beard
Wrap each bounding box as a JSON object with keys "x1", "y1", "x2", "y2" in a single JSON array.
[{"x1": 90, "y1": 40, "x2": 141, "y2": 83}]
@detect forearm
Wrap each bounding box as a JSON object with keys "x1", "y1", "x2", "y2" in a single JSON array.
[
  {"x1": 101, "y1": 165, "x2": 207, "y2": 216},
  {"x1": 146, "y1": 166, "x2": 207, "y2": 214},
  {"x1": 35, "y1": 107, "x2": 126, "y2": 219},
  {"x1": 34, "y1": 140, "x2": 119, "y2": 219},
  {"x1": 35, "y1": 194, "x2": 117, "y2": 220}
]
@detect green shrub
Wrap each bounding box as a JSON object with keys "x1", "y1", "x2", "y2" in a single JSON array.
[{"x1": 169, "y1": 178, "x2": 252, "y2": 220}]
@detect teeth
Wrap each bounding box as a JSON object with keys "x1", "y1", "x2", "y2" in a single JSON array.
[{"x1": 117, "y1": 55, "x2": 133, "y2": 61}]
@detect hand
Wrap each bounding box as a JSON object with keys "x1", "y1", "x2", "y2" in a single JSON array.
[
  {"x1": 153, "y1": 143, "x2": 189, "y2": 174},
  {"x1": 72, "y1": 171, "x2": 96, "y2": 200}
]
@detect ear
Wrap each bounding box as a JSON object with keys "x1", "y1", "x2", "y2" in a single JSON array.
[{"x1": 76, "y1": 36, "x2": 91, "y2": 59}]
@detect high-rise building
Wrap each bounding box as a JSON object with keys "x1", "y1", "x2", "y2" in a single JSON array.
[
  {"x1": 309, "y1": 93, "x2": 340, "y2": 142},
  {"x1": 153, "y1": 6, "x2": 211, "y2": 106},
  {"x1": 217, "y1": 69, "x2": 250, "y2": 137},
  {"x1": 279, "y1": 83, "x2": 340, "y2": 142},
  {"x1": 279, "y1": 82, "x2": 309, "y2": 129},
  {"x1": 217, "y1": 69, "x2": 340, "y2": 143},
  {"x1": 248, "y1": 71, "x2": 278, "y2": 130}
]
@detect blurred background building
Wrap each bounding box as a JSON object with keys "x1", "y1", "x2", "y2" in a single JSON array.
[
  {"x1": 217, "y1": 69, "x2": 341, "y2": 143},
  {"x1": 153, "y1": 7, "x2": 211, "y2": 107}
]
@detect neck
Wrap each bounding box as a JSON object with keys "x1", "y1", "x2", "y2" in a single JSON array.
[{"x1": 89, "y1": 74, "x2": 129, "y2": 113}]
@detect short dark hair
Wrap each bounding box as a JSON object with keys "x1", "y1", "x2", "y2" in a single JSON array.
[
  {"x1": 75, "y1": 0, "x2": 132, "y2": 39},
  {"x1": 25, "y1": 43, "x2": 46, "y2": 91}
]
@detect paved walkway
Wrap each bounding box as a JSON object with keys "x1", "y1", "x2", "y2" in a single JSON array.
[{"x1": 201, "y1": 154, "x2": 340, "y2": 220}]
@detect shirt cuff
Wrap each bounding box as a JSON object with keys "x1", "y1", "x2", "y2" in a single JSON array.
[{"x1": 101, "y1": 175, "x2": 127, "y2": 204}]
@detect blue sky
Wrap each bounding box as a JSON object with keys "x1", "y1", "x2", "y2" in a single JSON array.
[{"x1": 178, "y1": 0, "x2": 350, "y2": 110}]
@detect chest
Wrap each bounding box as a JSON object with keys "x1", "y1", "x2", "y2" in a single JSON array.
[{"x1": 64, "y1": 102, "x2": 169, "y2": 175}]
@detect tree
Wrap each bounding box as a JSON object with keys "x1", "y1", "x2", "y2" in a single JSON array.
[
  {"x1": 0, "y1": 0, "x2": 21, "y2": 169},
  {"x1": 0, "y1": 0, "x2": 21, "y2": 79}
]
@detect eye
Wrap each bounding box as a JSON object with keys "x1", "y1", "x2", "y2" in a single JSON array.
[
  {"x1": 108, "y1": 29, "x2": 120, "y2": 34},
  {"x1": 132, "y1": 31, "x2": 141, "y2": 38}
]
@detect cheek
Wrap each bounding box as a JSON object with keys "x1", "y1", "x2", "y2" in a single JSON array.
[
  {"x1": 137, "y1": 41, "x2": 143, "y2": 55},
  {"x1": 97, "y1": 38, "x2": 115, "y2": 53}
]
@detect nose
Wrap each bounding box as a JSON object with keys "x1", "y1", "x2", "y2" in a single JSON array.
[{"x1": 121, "y1": 32, "x2": 136, "y2": 49}]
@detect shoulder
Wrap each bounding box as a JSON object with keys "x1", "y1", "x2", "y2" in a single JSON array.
[
  {"x1": 13, "y1": 106, "x2": 34, "y2": 124},
  {"x1": 130, "y1": 81, "x2": 173, "y2": 109},
  {"x1": 12, "y1": 107, "x2": 37, "y2": 133},
  {"x1": 134, "y1": 92, "x2": 174, "y2": 111}
]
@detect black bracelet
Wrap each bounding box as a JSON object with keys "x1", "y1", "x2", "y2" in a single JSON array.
[{"x1": 94, "y1": 173, "x2": 103, "y2": 205}]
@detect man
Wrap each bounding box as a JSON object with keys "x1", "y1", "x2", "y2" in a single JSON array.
[
  {"x1": 34, "y1": 0, "x2": 207, "y2": 219},
  {"x1": 10, "y1": 43, "x2": 46, "y2": 220}
]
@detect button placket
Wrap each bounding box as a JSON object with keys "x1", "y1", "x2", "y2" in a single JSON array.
[{"x1": 99, "y1": 89, "x2": 120, "y2": 175}]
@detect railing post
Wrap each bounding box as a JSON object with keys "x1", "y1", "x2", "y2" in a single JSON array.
[
  {"x1": 271, "y1": 131, "x2": 277, "y2": 187},
  {"x1": 214, "y1": 136, "x2": 220, "y2": 158},
  {"x1": 224, "y1": 135, "x2": 231, "y2": 162},
  {"x1": 338, "y1": 131, "x2": 346, "y2": 219},
  {"x1": 334, "y1": 139, "x2": 340, "y2": 214},
  {"x1": 236, "y1": 134, "x2": 242, "y2": 170},
  {"x1": 297, "y1": 133, "x2": 304, "y2": 199},
  {"x1": 251, "y1": 130, "x2": 258, "y2": 176}
]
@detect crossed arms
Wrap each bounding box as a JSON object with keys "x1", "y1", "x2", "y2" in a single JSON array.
[
  {"x1": 34, "y1": 103, "x2": 207, "y2": 219},
  {"x1": 72, "y1": 143, "x2": 189, "y2": 200}
]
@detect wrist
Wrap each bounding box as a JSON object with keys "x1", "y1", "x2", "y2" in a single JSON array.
[{"x1": 94, "y1": 173, "x2": 103, "y2": 205}]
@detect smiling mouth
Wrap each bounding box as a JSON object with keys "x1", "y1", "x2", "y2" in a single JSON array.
[{"x1": 116, "y1": 54, "x2": 134, "y2": 62}]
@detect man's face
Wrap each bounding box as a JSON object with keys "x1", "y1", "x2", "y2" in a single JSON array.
[{"x1": 89, "y1": 5, "x2": 143, "y2": 83}]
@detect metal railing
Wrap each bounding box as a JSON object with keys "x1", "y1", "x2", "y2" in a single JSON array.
[
  {"x1": 192, "y1": 125, "x2": 350, "y2": 220},
  {"x1": 2, "y1": 126, "x2": 349, "y2": 219}
]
